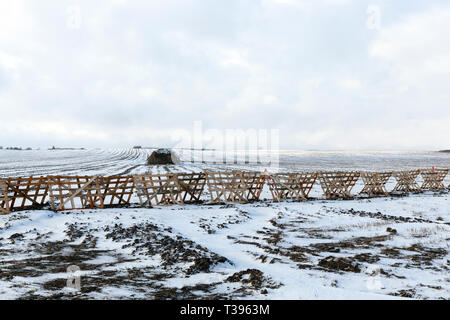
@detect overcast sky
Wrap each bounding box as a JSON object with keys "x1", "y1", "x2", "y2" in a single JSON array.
[{"x1": 1, "y1": 0, "x2": 449, "y2": 150}]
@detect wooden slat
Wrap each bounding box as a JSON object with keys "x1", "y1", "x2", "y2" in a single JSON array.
[
  {"x1": 420, "y1": 168, "x2": 448, "y2": 191},
  {"x1": 318, "y1": 171, "x2": 360, "y2": 199},
  {"x1": 243, "y1": 171, "x2": 266, "y2": 201},
  {"x1": 98, "y1": 176, "x2": 135, "y2": 206},
  {"x1": 134, "y1": 174, "x2": 183, "y2": 206},
  {"x1": 392, "y1": 170, "x2": 421, "y2": 194},
  {"x1": 205, "y1": 171, "x2": 265, "y2": 203},
  {"x1": 266, "y1": 172, "x2": 317, "y2": 202},
  {"x1": 0, "y1": 176, "x2": 49, "y2": 212},
  {"x1": 176, "y1": 172, "x2": 206, "y2": 203},
  {"x1": 47, "y1": 176, "x2": 103, "y2": 211},
  {"x1": 133, "y1": 173, "x2": 206, "y2": 206},
  {"x1": 360, "y1": 172, "x2": 392, "y2": 196}
]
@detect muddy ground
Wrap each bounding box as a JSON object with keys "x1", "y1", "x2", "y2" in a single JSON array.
[{"x1": 0, "y1": 194, "x2": 449, "y2": 299}]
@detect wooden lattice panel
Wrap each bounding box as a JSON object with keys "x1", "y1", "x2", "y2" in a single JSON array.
[
  {"x1": 266, "y1": 172, "x2": 318, "y2": 202},
  {"x1": 360, "y1": 172, "x2": 392, "y2": 196},
  {"x1": 245, "y1": 171, "x2": 266, "y2": 201},
  {"x1": 0, "y1": 176, "x2": 49, "y2": 213},
  {"x1": 391, "y1": 170, "x2": 421, "y2": 194},
  {"x1": 133, "y1": 174, "x2": 181, "y2": 206},
  {"x1": 0, "y1": 179, "x2": 9, "y2": 214},
  {"x1": 176, "y1": 173, "x2": 206, "y2": 203},
  {"x1": 97, "y1": 176, "x2": 135, "y2": 206},
  {"x1": 318, "y1": 171, "x2": 361, "y2": 199},
  {"x1": 47, "y1": 176, "x2": 104, "y2": 211},
  {"x1": 205, "y1": 171, "x2": 266, "y2": 203},
  {"x1": 420, "y1": 169, "x2": 448, "y2": 191},
  {"x1": 133, "y1": 173, "x2": 205, "y2": 206}
]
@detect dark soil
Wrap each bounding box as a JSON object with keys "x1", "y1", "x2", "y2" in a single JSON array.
[
  {"x1": 1, "y1": 218, "x2": 279, "y2": 300},
  {"x1": 318, "y1": 256, "x2": 361, "y2": 273}
]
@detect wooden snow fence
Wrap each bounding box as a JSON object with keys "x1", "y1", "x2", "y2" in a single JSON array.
[
  {"x1": 98, "y1": 176, "x2": 136, "y2": 206},
  {"x1": 360, "y1": 172, "x2": 392, "y2": 196},
  {"x1": 420, "y1": 168, "x2": 448, "y2": 191},
  {"x1": 0, "y1": 167, "x2": 448, "y2": 214},
  {"x1": 47, "y1": 176, "x2": 135, "y2": 211},
  {"x1": 392, "y1": 170, "x2": 421, "y2": 194},
  {"x1": 48, "y1": 176, "x2": 102, "y2": 211},
  {"x1": 0, "y1": 176, "x2": 49, "y2": 214},
  {"x1": 318, "y1": 171, "x2": 361, "y2": 199},
  {"x1": 133, "y1": 173, "x2": 206, "y2": 206},
  {"x1": 266, "y1": 172, "x2": 318, "y2": 202},
  {"x1": 204, "y1": 171, "x2": 266, "y2": 203}
]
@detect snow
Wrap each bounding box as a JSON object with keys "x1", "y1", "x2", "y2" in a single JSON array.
[
  {"x1": 1, "y1": 149, "x2": 449, "y2": 178},
  {"x1": 0, "y1": 193, "x2": 448, "y2": 300},
  {"x1": 0, "y1": 148, "x2": 448, "y2": 299}
]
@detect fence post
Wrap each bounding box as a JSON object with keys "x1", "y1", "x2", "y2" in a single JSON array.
[{"x1": 0, "y1": 179, "x2": 10, "y2": 214}]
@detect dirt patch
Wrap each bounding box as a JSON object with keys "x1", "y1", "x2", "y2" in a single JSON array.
[
  {"x1": 318, "y1": 256, "x2": 361, "y2": 273},
  {"x1": 186, "y1": 257, "x2": 228, "y2": 275},
  {"x1": 381, "y1": 248, "x2": 401, "y2": 257},
  {"x1": 341, "y1": 208, "x2": 445, "y2": 224},
  {"x1": 404, "y1": 244, "x2": 447, "y2": 266},
  {"x1": 1, "y1": 219, "x2": 260, "y2": 300},
  {"x1": 226, "y1": 269, "x2": 265, "y2": 289},
  {"x1": 391, "y1": 289, "x2": 416, "y2": 298},
  {"x1": 226, "y1": 268, "x2": 281, "y2": 293},
  {"x1": 104, "y1": 222, "x2": 231, "y2": 274},
  {"x1": 353, "y1": 253, "x2": 380, "y2": 264}
]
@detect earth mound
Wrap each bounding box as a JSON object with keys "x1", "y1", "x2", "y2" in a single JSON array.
[{"x1": 147, "y1": 148, "x2": 180, "y2": 165}]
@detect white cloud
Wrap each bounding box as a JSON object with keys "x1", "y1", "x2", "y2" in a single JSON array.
[
  {"x1": 264, "y1": 0, "x2": 352, "y2": 9},
  {"x1": 0, "y1": 1, "x2": 449, "y2": 150},
  {"x1": 370, "y1": 6, "x2": 450, "y2": 90},
  {"x1": 336, "y1": 75, "x2": 362, "y2": 91}
]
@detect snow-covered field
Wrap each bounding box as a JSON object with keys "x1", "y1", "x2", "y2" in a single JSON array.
[
  {"x1": 1, "y1": 149, "x2": 449, "y2": 178},
  {"x1": 0, "y1": 149, "x2": 449, "y2": 299},
  {"x1": 0, "y1": 149, "x2": 150, "y2": 178},
  {"x1": 0, "y1": 194, "x2": 448, "y2": 300}
]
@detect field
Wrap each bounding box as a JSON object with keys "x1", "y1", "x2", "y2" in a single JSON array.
[
  {"x1": 0, "y1": 149, "x2": 449, "y2": 299},
  {"x1": 2, "y1": 148, "x2": 450, "y2": 177}
]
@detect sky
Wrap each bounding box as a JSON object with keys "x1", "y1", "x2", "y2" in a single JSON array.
[{"x1": 0, "y1": 0, "x2": 449, "y2": 150}]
